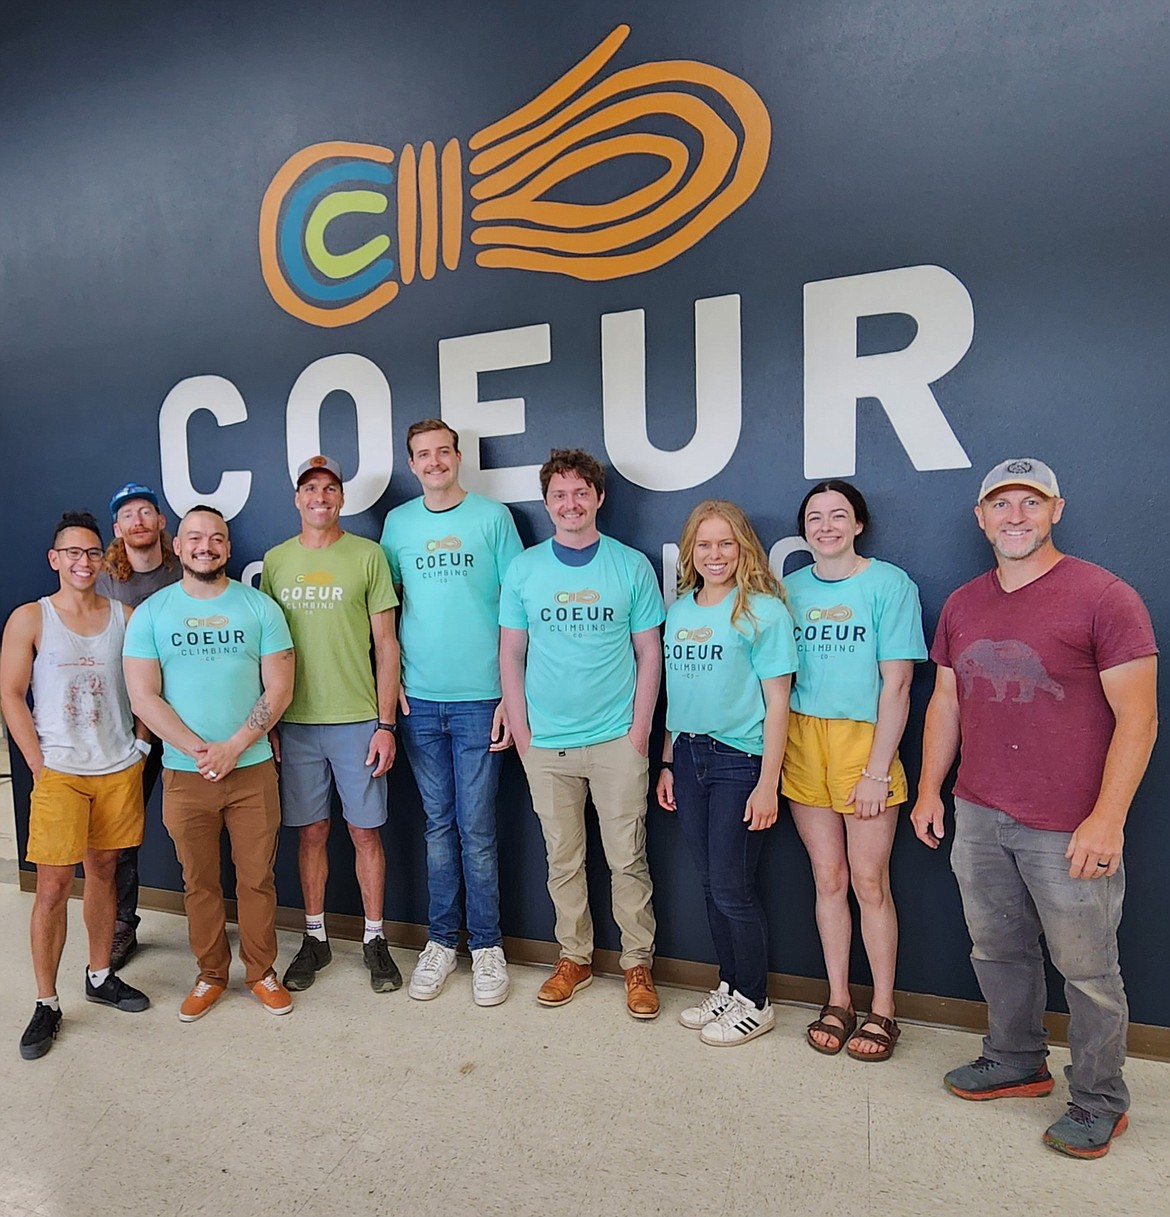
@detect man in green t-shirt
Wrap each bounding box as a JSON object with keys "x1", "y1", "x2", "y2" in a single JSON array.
[
  {"x1": 260, "y1": 456, "x2": 403, "y2": 995},
  {"x1": 500, "y1": 449, "x2": 665, "y2": 1019}
]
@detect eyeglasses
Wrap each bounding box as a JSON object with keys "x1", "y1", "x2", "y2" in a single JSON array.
[{"x1": 55, "y1": 547, "x2": 105, "y2": 562}]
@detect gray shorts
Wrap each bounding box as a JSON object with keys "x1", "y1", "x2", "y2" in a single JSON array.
[{"x1": 278, "y1": 721, "x2": 388, "y2": 829}]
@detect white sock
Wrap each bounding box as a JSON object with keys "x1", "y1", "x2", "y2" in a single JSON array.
[
  {"x1": 363, "y1": 919, "x2": 383, "y2": 944},
  {"x1": 305, "y1": 913, "x2": 326, "y2": 942},
  {"x1": 88, "y1": 967, "x2": 110, "y2": 988},
  {"x1": 37, "y1": 995, "x2": 60, "y2": 1011}
]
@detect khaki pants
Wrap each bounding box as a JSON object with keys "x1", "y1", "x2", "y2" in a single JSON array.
[
  {"x1": 162, "y1": 761, "x2": 280, "y2": 986},
  {"x1": 522, "y1": 735, "x2": 655, "y2": 969}
]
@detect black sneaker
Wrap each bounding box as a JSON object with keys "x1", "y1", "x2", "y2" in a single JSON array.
[
  {"x1": 110, "y1": 922, "x2": 138, "y2": 970},
  {"x1": 20, "y1": 1004, "x2": 62, "y2": 1060},
  {"x1": 363, "y1": 936, "x2": 403, "y2": 993},
  {"x1": 282, "y1": 934, "x2": 332, "y2": 991},
  {"x1": 85, "y1": 972, "x2": 150, "y2": 1012}
]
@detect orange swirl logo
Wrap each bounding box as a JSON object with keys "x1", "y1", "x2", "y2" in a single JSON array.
[
  {"x1": 295, "y1": 571, "x2": 335, "y2": 585},
  {"x1": 804, "y1": 605, "x2": 852, "y2": 623},
  {"x1": 554, "y1": 589, "x2": 601, "y2": 604},
  {"x1": 259, "y1": 24, "x2": 771, "y2": 327},
  {"x1": 674, "y1": 626, "x2": 714, "y2": 642},
  {"x1": 425, "y1": 535, "x2": 462, "y2": 553},
  {"x1": 184, "y1": 615, "x2": 230, "y2": 629}
]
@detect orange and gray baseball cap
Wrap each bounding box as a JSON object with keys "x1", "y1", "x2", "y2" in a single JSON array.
[
  {"x1": 978, "y1": 458, "x2": 1060, "y2": 502},
  {"x1": 295, "y1": 455, "x2": 343, "y2": 487}
]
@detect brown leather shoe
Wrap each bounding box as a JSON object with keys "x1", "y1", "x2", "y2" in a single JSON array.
[
  {"x1": 537, "y1": 958, "x2": 593, "y2": 1006},
  {"x1": 625, "y1": 965, "x2": 659, "y2": 1020}
]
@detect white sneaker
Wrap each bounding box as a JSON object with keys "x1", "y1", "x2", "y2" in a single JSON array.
[
  {"x1": 471, "y1": 946, "x2": 510, "y2": 1007},
  {"x1": 679, "y1": 981, "x2": 732, "y2": 1029},
  {"x1": 408, "y1": 941, "x2": 457, "y2": 1001},
  {"x1": 699, "y1": 991, "x2": 775, "y2": 1046}
]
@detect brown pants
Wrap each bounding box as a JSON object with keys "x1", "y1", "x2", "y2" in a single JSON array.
[{"x1": 161, "y1": 760, "x2": 280, "y2": 986}]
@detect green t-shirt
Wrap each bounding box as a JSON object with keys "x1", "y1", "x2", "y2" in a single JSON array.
[
  {"x1": 785, "y1": 558, "x2": 927, "y2": 723},
  {"x1": 664, "y1": 590, "x2": 798, "y2": 755},
  {"x1": 260, "y1": 532, "x2": 398, "y2": 724},
  {"x1": 499, "y1": 535, "x2": 666, "y2": 749},
  {"x1": 122, "y1": 580, "x2": 293, "y2": 772},
  {"x1": 380, "y1": 492, "x2": 522, "y2": 701}
]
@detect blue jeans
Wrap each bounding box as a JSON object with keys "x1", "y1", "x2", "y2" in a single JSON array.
[
  {"x1": 399, "y1": 697, "x2": 503, "y2": 951},
  {"x1": 951, "y1": 799, "x2": 1129, "y2": 1115},
  {"x1": 673, "y1": 734, "x2": 769, "y2": 1007}
]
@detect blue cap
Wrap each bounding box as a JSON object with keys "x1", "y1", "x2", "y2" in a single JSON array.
[{"x1": 109, "y1": 482, "x2": 160, "y2": 519}]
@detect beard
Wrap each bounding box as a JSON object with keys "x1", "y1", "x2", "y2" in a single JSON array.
[{"x1": 181, "y1": 558, "x2": 228, "y2": 583}]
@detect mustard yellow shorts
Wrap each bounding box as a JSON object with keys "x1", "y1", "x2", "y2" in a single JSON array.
[
  {"x1": 26, "y1": 760, "x2": 145, "y2": 866},
  {"x1": 781, "y1": 712, "x2": 908, "y2": 814}
]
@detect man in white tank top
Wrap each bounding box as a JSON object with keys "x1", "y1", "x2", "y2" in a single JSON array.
[{"x1": 0, "y1": 512, "x2": 152, "y2": 1062}]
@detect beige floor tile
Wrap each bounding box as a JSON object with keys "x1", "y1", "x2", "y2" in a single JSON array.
[{"x1": 1, "y1": 883, "x2": 1168, "y2": 1217}]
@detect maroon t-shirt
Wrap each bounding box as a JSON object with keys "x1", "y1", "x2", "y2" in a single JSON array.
[{"x1": 931, "y1": 556, "x2": 1157, "y2": 831}]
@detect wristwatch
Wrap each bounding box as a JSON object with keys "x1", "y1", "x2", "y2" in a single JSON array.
[{"x1": 375, "y1": 721, "x2": 398, "y2": 734}]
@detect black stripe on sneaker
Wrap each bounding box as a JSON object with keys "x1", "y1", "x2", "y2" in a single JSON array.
[{"x1": 734, "y1": 1015, "x2": 760, "y2": 1034}]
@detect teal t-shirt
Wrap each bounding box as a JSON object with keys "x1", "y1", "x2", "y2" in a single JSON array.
[
  {"x1": 380, "y1": 492, "x2": 522, "y2": 701},
  {"x1": 499, "y1": 535, "x2": 666, "y2": 748},
  {"x1": 123, "y1": 580, "x2": 294, "y2": 771},
  {"x1": 785, "y1": 558, "x2": 927, "y2": 723},
  {"x1": 664, "y1": 590, "x2": 798, "y2": 755}
]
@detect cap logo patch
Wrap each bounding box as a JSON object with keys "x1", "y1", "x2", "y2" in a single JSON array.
[{"x1": 1005, "y1": 460, "x2": 1034, "y2": 475}]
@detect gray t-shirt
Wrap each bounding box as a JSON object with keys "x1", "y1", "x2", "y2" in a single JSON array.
[{"x1": 96, "y1": 561, "x2": 180, "y2": 608}]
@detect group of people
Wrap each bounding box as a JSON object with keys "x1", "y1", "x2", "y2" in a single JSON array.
[{"x1": 0, "y1": 431, "x2": 1156, "y2": 1161}]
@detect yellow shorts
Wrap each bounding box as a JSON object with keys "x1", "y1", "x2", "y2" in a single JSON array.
[
  {"x1": 781, "y1": 712, "x2": 908, "y2": 814},
  {"x1": 26, "y1": 761, "x2": 145, "y2": 866}
]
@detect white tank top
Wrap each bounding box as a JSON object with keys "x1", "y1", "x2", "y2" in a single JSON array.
[{"x1": 30, "y1": 597, "x2": 138, "y2": 775}]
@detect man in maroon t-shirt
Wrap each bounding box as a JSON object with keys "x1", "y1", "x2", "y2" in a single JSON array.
[{"x1": 911, "y1": 458, "x2": 1157, "y2": 1160}]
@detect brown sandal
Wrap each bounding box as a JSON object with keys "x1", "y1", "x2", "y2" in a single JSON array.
[
  {"x1": 846, "y1": 1013, "x2": 901, "y2": 1062},
  {"x1": 806, "y1": 1004, "x2": 857, "y2": 1055}
]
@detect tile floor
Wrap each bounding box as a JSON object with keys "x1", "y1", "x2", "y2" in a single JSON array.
[{"x1": 0, "y1": 769, "x2": 1167, "y2": 1216}]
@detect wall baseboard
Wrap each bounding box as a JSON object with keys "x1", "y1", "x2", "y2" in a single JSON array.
[{"x1": 25, "y1": 874, "x2": 1167, "y2": 1062}]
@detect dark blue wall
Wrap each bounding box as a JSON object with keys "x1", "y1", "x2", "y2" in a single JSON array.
[{"x1": 3, "y1": 0, "x2": 1167, "y2": 1023}]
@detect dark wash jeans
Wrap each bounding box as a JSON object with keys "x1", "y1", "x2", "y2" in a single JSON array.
[
  {"x1": 114, "y1": 739, "x2": 164, "y2": 927},
  {"x1": 951, "y1": 798, "x2": 1129, "y2": 1115},
  {"x1": 673, "y1": 734, "x2": 769, "y2": 1007}
]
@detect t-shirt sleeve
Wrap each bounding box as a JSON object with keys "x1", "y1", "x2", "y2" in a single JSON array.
[
  {"x1": 378, "y1": 517, "x2": 402, "y2": 586},
  {"x1": 365, "y1": 545, "x2": 399, "y2": 613},
  {"x1": 628, "y1": 553, "x2": 666, "y2": 633},
  {"x1": 259, "y1": 552, "x2": 274, "y2": 599},
  {"x1": 876, "y1": 570, "x2": 929, "y2": 662},
  {"x1": 122, "y1": 600, "x2": 159, "y2": 659},
  {"x1": 750, "y1": 599, "x2": 799, "y2": 679},
  {"x1": 498, "y1": 559, "x2": 529, "y2": 630},
  {"x1": 1092, "y1": 579, "x2": 1158, "y2": 671},
  {"x1": 257, "y1": 592, "x2": 294, "y2": 654},
  {"x1": 930, "y1": 595, "x2": 955, "y2": 669},
  {"x1": 493, "y1": 507, "x2": 524, "y2": 583}
]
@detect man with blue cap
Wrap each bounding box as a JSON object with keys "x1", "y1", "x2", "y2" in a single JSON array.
[{"x1": 96, "y1": 482, "x2": 180, "y2": 968}]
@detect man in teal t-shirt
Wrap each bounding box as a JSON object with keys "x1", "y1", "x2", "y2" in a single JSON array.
[
  {"x1": 380, "y1": 419, "x2": 522, "y2": 1008},
  {"x1": 260, "y1": 456, "x2": 402, "y2": 996},
  {"x1": 500, "y1": 449, "x2": 665, "y2": 1019},
  {"x1": 123, "y1": 505, "x2": 296, "y2": 1022}
]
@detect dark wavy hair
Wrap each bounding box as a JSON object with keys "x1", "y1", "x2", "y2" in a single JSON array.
[
  {"x1": 51, "y1": 511, "x2": 103, "y2": 548},
  {"x1": 539, "y1": 448, "x2": 606, "y2": 500},
  {"x1": 796, "y1": 480, "x2": 870, "y2": 539}
]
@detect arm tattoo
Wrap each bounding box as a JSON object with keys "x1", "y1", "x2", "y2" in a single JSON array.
[{"x1": 246, "y1": 694, "x2": 272, "y2": 732}]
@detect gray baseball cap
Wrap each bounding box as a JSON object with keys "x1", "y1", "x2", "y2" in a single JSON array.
[
  {"x1": 295, "y1": 455, "x2": 343, "y2": 487},
  {"x1": 978, "y1": 458, "x2": 1060, "y2": 502}
]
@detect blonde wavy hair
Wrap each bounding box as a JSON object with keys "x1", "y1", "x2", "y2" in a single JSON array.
[
  {"x1": 103, "y1": 532, "x2": 178, "y2": 582},
  {"x1": 676, "y1": 500, "x2": 785, "y2": 633}
]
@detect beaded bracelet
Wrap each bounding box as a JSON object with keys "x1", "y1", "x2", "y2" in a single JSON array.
[{"x1": 861, "y1": 767, "x2": 892, "y2": 783}]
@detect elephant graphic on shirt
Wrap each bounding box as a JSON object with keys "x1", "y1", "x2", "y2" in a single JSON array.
[{"x1": 954, "y1": 639, "x2": 1065, "y2": 703}]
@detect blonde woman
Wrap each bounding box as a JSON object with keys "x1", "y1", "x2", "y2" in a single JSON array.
[
  {"x1": 657, "y1": 501, "x2": 796, "y2": 1046},
  {"x1": 783, "y1": 481, "x2": 926, "y2": 1061}
]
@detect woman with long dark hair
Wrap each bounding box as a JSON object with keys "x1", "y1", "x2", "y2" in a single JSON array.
[{"x1": 783, "y1": 481, "x2": 926, "y2": 1061}]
